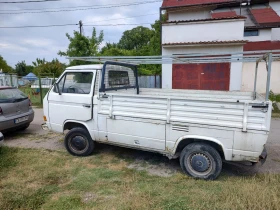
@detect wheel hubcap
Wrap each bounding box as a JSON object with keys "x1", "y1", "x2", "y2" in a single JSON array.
[
  {"x1": 70, "y1": 135, "x2": 88, "y2": 152},
  {"x1": 186, "y1": 152, "x2": 213, "y2": 176},
  {"x1": 190, "y1": 153, "x2": 211, "y2": 172}
]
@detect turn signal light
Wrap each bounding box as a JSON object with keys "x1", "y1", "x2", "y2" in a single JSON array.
[{"x1": 43, "y1": 116, "x2": 47, "y2": 121}]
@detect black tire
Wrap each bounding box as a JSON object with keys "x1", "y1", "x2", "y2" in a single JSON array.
[
  {"x1": 180, "y1": 142, "x2": 222, "y2": 180},
  {"x1": 64, "y1": 127, "x2": 94, "y2": 156}
]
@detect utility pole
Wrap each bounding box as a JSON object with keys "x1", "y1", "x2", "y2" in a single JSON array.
[
  {"x1": 240, "y1": 0, "x2": 242, "y2": 15},
  {"x1": 79, "y1": 20, "x2": 83, "y2": 35}
]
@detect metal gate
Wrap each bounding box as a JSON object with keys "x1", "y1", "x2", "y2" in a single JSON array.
[{"x1": 172, "y1": 63, "x2": 230, "y2": 90}]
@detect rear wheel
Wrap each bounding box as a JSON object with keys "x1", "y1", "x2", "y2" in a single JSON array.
[
  {"x1": 180, "y1": 142, "x2": 222, "y2": 180},
  {"x1": 64, "y1": 127, "x2": 94, "y2": 156}
]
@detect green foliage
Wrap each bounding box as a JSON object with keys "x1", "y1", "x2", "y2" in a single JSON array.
[
  {"x1": 269, "y1": 91, "x2": 280, "y2": 102},
  {"x1": 58, "y1": 28, "x2": 104, "y2": 66},
  {"x1": 0, "y1": 55, "x2": 13, "y2": 73},
  {"x1": 32, "y1": 58, "x2": 66, "y2": 78},
  {"x1": 99, "y1": 21, "x2": 162, "y2": 76},
  {"x1": 15, "y1": 61, "x2": 33, "y2": 76},
  {"x1": 118, "y1": 26, "x2": 153, "y2": 51}
]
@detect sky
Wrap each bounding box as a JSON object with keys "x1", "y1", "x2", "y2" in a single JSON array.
[{"x1": 0, "y1": 0, "x2": 162, "y2": 67}]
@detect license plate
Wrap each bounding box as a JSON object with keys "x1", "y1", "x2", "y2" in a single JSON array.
[{"x1": 14, "y1": 116, "x2": 29, "y2": 124}]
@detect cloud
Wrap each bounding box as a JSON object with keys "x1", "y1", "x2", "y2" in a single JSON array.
[
  {"x1": 0, "y1": 41, "x2": 29, "y2": 52},
  {"x1": 0, "y1": 0, "x2": 162, "y2": 67},
  {"x1": 22, "y1": 38, "x2": 54, "y2": 47}
]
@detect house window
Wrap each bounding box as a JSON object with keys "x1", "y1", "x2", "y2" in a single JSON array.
[{"x1": 244, "y1": 30, "x2": 259, "y2": 36}]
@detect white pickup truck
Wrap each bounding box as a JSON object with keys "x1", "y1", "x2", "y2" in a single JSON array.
[{"x1": 43, "y1": 61, "x2": 271, "y2": 180}]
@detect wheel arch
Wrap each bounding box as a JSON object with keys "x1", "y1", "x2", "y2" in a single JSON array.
[
  {"x1": 63, "y1": 120, "x2": 95, "y2": 140},
  {"x1": 173, "y1": 135, "x2": 225, "y2": 160}
]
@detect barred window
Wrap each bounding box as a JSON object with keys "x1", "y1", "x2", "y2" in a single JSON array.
[
  {"x1": 101, "y1": 64, "x2": 137, "y2": 91},
  {"x1": 109, "y1": 71, "x2": 130, "y2": 86}
]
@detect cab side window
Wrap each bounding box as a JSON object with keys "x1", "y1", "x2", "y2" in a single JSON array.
[{"x1": 54, "y1": 72, "x2": 93, "y2": 94}]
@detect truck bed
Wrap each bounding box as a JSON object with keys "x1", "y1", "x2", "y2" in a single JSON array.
[{"x1": 99, "y1": 88, "x2": 271, "y2": 132}]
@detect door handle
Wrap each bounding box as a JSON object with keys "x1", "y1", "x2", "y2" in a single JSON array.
[{"x1": 83, "y1": 104, "x2": 91, "y2": 108}]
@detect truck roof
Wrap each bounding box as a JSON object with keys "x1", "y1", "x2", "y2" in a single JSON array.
[{"x1": 66, "y1": 64, "x2": 103, "y2": 70}]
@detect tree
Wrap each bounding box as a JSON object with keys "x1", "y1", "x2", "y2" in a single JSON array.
[
  {"x1": 15, "y1": 61, "x2": 33, "y2": 76},
  {"x1": 118, "y1": 26, "x2": 153, "y2": 51},
  {"x1": 100, "y1": 43, "x2": 136, "y2": 56},
  {"x1": 32, "y1": 58, "x2": 46, "y2": 67},
  {"x1": 149, "y1": 20, "x2": 161, "y2": 56},
  {"x1": 0, "y1": 55, "x2": 13, "y2": 73},
  {"x1": 32, "y1": 58, "x2": 66, "y2": 78},
  {"x1": 58, "y1": 28, "x2": 104, "y2": 66}
]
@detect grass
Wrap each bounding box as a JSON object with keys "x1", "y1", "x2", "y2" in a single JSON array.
[
  {"x1": 19, "y1": 87, "x2": 49, "y2": 106},
  {"x1": 0, "y1": 147, "x2": 280, "y2": 210}
]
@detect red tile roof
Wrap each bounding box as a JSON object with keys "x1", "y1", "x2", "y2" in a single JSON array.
[
  {"x1": 211, "y1": 11, "x2": 237, "y2": 18},
  {"x1": 250, "y1": 8, "x2": 280, "y2": 25},
  {"x1": 162, "y1": 40, "x2": 248, "y2": 46},
  {"x1": 164, "y1": 16, "x2": 246, "y2": 24},
  {"x1": 161, "y1": 0, "x2": 237, "y2": 8},
  {"x1": 244, "y1": 41, "x2": 280, "y2": 51}
]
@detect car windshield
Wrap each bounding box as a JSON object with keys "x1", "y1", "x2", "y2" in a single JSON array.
[{"x1": 0, "y1": 88, "x2": 28, "y2": 103}]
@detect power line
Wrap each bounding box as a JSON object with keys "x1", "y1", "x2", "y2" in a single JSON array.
[
  {"x1": 0, "y1": 0, "x2": 162, "y2": 14},
  {"x1": 0, "y1": 0, "x2": 159, "y2": 11},
  {"x1": 0, "y1": 23, "x2": 77, "y2": 28},
  {"x1": 0, "y1": 23, "x2": 152, "y2": 29},
  {"x1": 84, "y1": 23, "x2": 152, "y2": 27},
  {"x1": 0, "y1": 0, "x2": 61, "y2": 3}
]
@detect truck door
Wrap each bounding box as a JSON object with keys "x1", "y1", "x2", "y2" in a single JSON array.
[{"x1": 47, "y1": 71, "x2": 95, "y2": 132}]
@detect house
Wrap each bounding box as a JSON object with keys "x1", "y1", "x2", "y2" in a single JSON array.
[{"x1": 160, "y1": 0, "x2": 280, "y2": 93}]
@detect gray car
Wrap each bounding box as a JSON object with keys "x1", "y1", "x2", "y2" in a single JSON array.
[
  {"x1": 0, "y1": 87, "x2": 34, "y2": 132},
  {"x1": 0, "y1": 132, "x2": 3, "y2": 146}
]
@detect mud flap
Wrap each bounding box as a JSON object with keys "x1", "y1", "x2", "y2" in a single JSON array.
[{"x1": 259, "y1": 147, "x2": 267, "y2": 165}]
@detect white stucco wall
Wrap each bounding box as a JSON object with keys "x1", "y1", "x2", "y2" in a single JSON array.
[
  {"x1": 245, "y1": 29, "x2": 272, "y2": 41},
  {"x1": 241, "y1": 62, "x2": 280, "y2": 94},
  {"x1": 168, "y1": 8, "x2": 212, "y2": 21},
  {"x1": 162, "y1": 45, "x2": 244, "y2": 91},
  {"x1": 272, "y1": 28, "x2": 280, "y2": 40},
  {"x1": 162, "y1": 19, "x2": 245, "y2": 43},
  {"x1": 270, "y1": 1, "x2": 280, "y2": 16}
]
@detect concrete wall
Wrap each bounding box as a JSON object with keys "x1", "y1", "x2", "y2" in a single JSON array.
[
  {"x1": 241, "y1": 61, "x2": 280, "y2": 94},
  {"x1": 270, "y1": 1, "x2": 280, "y2": 16},
  {"x1": 168, "y1": 8, "x2": 212, "y2": 21},
  {"x1": 246, "y1": 29, "x2": 272, "y2": 41},
  {"x1": 162, "y1": 19, "x2": 245, "y2": 43},
  {"x1": 162, "y1": 45, "x2": 244, "y2": 91},
  {"x1": 272, "y1": 28, "x2": 280, "y2": 41}
]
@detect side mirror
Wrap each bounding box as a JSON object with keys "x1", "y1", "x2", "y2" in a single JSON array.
[{"x1": 54, "y1": 83, "x2": 61, "y2": 95}]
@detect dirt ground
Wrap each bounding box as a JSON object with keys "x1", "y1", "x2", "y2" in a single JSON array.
[{"x1": 3, "y1": 108, "x2": 280, "y2": 177}]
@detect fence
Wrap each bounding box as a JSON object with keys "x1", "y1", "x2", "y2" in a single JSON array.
[
  {"x1": 0, "y1": 74, "x2": 18, "y2": 87},
  {"x1": 138, "y1": 75, "x2": 161, "y2": 88}
]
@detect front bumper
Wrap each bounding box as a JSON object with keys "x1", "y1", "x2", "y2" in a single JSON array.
[
  {"x1": 0, "y1": 109, "x2": 34, "y2": 132},
  {"x1": 41, "y1": 123, "x2": 49, "y2": 131}
]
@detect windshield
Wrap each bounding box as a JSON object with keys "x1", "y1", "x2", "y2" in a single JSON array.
[{"x1": 0, "y1": 88, "x2": 28, "y2": 103}]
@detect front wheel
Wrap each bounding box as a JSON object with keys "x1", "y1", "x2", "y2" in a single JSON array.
[
  {"x1": 180, "y1": 142, "x2": 222, "y2": 180},
  {"x1": 64, "y1": 127, "x2": 95, "y2": 156}
]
